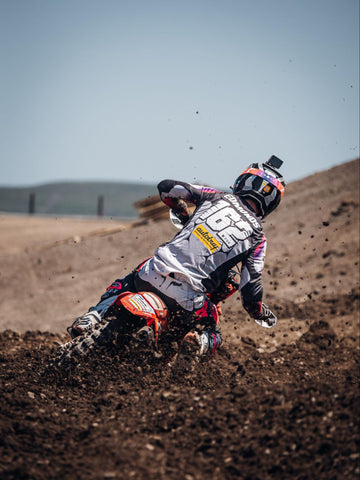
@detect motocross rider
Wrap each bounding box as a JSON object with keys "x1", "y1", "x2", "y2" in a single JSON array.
[{"x1": 68, "y1": 155, "x2": 286, "y2": 358}]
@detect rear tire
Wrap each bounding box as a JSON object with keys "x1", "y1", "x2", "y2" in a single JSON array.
[{"x1": 53, "y1": 320, "x2": 115, "y2": 366}]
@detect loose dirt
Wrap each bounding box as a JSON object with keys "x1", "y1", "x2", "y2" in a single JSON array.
[{"x1": 0, "y1": 159, "x2": 359, "y2": 479}]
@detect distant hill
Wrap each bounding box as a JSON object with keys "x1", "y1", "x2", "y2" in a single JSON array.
[{"x1": 0, "y1": 181, "x2": 158, "y2": 218}]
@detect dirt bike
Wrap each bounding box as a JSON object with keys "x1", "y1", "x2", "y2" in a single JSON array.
[
  {"x1": 52, "y1": 211, "x2": 240, "y2": 368},
  {"x1": 53, "y1": 290, "x2": 171, "y2": 366}
]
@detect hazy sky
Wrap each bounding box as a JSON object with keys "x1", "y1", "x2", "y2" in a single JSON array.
[{"x1": 1, "y1": 0, "x2": 359, "y2": 188}]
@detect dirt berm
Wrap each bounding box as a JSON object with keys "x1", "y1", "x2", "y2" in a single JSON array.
[{"x1": 0, "y1": 159, "x2": 359, "y2": 479}]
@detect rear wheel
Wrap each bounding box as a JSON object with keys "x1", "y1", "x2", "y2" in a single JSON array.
[{"x1": 53, "y1": 320, "x2": 117, "y2": 366}]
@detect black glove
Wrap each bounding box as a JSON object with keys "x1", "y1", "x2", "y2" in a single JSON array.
[
  {"x1": 171, "y1": 208, "x2": 189, "y2": 226},
  {"x1": 254, "y1": 303, "x2": 277, "y2": 328},
  {"x1": 177, "y1": 211, "x2": 190, "y2": 225}
]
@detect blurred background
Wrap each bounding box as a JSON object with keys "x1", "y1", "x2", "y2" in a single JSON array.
[{"x1": 0, "y1": 0, "x2": 358, "y2": 217}]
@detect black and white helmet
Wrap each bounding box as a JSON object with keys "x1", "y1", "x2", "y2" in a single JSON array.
[{"x1": 232, "y1": 155, "x2": 286, "y2": 218}]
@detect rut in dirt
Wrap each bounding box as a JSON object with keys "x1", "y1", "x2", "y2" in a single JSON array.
[{"x1": 0, "y1": 318, "x2": 359, "y2": 480}]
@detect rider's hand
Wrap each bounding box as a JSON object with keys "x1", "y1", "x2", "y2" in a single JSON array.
[
  {"x1": 170, "y1": 209, "x2": 190, "y2": 226},
  {"x1": 254, "y1": 303, "x2": 277, "y2": 328},
  {"x1": 171, "y1": 202, "x2": 190, "y2": 225},
  {"x1": 175, "y1": 209, "x2": 190, "y2": 225},
  {"x1": 165, "y1": 198, "x2": 190, "y2": 225}
]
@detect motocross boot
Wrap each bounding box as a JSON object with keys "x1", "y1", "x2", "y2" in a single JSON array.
[
  {"x1": 67, "y1": 310, "x2": 102, "y2": 338},
  {"x1": 172, "y1": 330, "x2": 219, "y2": 376},
  {"x1": 182, "y1": 331, "x2": 209, "y2": 355},
  {"x1": 181, "y1": 330, "x2": 221, "y2": 355}
]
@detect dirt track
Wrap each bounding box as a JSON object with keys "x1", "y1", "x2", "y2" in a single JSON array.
[{"x1": 0, "y1": 159, "x2": 359, "y2": 479}]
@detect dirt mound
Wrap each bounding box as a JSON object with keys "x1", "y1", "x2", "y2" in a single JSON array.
[
  {"x1": 0, "y1": 158, "x2": 359, "y2": 479},
  {"x1": 0, "y1": 325, "x2": 359, "y2": 480}
]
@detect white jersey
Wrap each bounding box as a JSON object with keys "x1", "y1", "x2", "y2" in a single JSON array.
[{"x1": 139, "y1": 180, "x2": 266, "y2": 311}]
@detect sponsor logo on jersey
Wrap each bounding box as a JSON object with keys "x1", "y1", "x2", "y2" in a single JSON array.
[
  {"x1": 193, "y1": 224, "x2": 221, "y2": 252},
  {"x1": 223, "y1": 194, "x2": 260, "y2": 228}
]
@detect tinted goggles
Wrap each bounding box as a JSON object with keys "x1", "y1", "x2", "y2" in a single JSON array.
[{"x1": 242, "y1": 167, "x2": 285, "y2": 197}]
